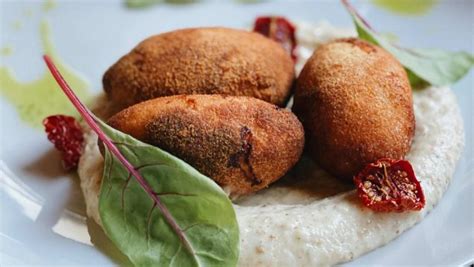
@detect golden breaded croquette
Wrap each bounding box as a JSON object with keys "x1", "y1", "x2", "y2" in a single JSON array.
[
  {"x1": 107, "y1": 94, "x2": 305, "y2": 197},
  {"x1": 293, "y1": 38, "x2": 415, "y2": 180},
  {"x1": 103, "y1": 27, "x2": 295, "y2": 110}
]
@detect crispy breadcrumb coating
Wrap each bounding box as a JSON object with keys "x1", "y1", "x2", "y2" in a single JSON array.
[
  {"x1": 103, "y1": 27, "x2": 294, "y2": 111},
  {"x1": 108, "y1": 94, "x2": 305, "y2": 197},
  {"x1": 293, "y1": 38, "x2": 415, "y2": 179}
]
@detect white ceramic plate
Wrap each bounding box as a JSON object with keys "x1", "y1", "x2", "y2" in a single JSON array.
[{"x1": 1, "y1": 0, "x2": 473, "y2": 265}]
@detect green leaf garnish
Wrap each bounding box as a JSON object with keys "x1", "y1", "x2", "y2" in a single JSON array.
[
  {"x1": 98, "y1": 122, "x2": 239, "y2": 267},
  {"x1": 342, "y1": 0, "x2": 474, "y2": 87},
  {"x1": 43, "y1": 55, "x2": 239, "y2": 267}
]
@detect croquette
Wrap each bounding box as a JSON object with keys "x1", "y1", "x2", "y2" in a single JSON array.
[
  {"x1": 103, "y1": 27, "x2": 295, "y2": 110},
  {"x1": 107, "y1": 94, "x2": 305, "y2": 197},
  {"x1": 293, "y1": 38, "x2": 415, "y2": 179}
]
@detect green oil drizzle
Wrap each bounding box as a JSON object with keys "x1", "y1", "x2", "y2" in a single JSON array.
[
  {"x1": 372, "y1": 0, "x2": 437, "y2": 15},
  {"x1": 0, "y1": 20, "x2": 91, "y2": 129},
  {"x1": 1, "y1": 46, "x2": 13, "y2": 56},
  {"x1": 124, "y1": 0, "x2": 263, "y2": 8},
  {"x1": 125, "y1": 0, "x2": 198, "y2": 8},
  {"x1": 12, "y1": 21, "x2": 23, "y2": 30},
  {"x1": 23, "y1": 8, "x2": 33, "y2": 18},
  {"x1": 43, "y1": 0, "x2": 57, "y2": 12},
  {"x1": 235, "y1": 0, "x2": 265, "y2": 3}
]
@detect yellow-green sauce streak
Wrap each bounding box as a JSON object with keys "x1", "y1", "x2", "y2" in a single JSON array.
[
  {"x1": 12, "y1": 21, "x2": 23, "y2": 30},
  {"x1": 1, "y1": 47, "x2": 13, "y2": 56},
  {"x1": 23, "y1": 8, "x2": 33, "y2": 18},
  {"x1": 372, "y1": 0, "x2": 437, "y2": 15},
  {"x1": 43, "y1": 0, "x2": 56, "y2": 12},
  {"x1": 0, "y1": 20, "x2": 91, "y2": 129}
]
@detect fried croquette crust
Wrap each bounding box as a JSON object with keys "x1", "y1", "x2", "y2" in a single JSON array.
[
  {"x1": 107, "y1": 94, "x2": 305, "y2": 197},
  {"x1": 293, "y1": 38, "x2": 415, "y2": 179},
  {"x1": 103, "y1": 27, "x2": 295, "y2": 110}
]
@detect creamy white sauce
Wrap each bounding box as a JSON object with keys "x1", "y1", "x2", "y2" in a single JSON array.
[
  {"x1": 235, "y1": 87, "x2": 464, "y2": 267},
  {"x1": 77, "y1": 22, "x2": 464, "y2": 267}
]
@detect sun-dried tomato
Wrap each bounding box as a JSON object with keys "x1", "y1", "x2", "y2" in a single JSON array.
[
  {"x1": 253, "y1": 16, "x2": 297, "y2": 61},
  {"x1": 353, "y1": 158, "x2": 425, "y2": 212},
  {"x1": 43, "y1": 115, "x2": 84, "y2": 171}
]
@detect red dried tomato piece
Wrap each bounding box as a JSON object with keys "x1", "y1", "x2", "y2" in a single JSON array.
[
  {"x1": 353, "y1": 158, "x2": 425, "y2": 212},
  {"x1": 253, "y1": 16, "x2": 297, "y2": 61},
  {"x1": 43, "y1": 115, "x2": 84, "y2": 171}
]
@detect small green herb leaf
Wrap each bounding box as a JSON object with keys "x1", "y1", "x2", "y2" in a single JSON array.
[
  {"x1": 98, "y1": 122, "x2": 239, "y2": 267},
  {"x1": 43, "y1": 55, "x2": 239, "y2": 267},
  {"x1": 343, "y1": 0, "x2": 474, "y2": 87}
]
